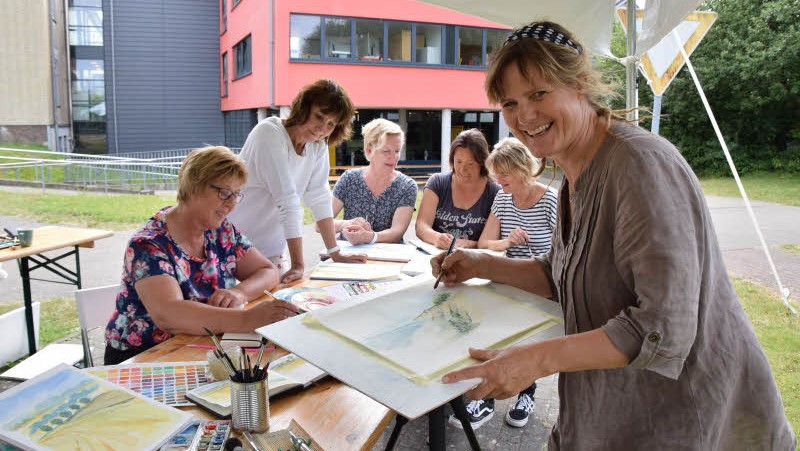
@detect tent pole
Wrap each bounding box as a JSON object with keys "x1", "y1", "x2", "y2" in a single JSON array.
[
  {"x1": 671, "y1": 31, "x2": 796, "y2": 314},
  {"x1": 625, "y1": 0, "x2": 638, "y2": 121}
]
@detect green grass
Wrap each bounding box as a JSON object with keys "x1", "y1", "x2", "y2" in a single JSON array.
[
  {"x1": 781, "y1": 244, "x2": 800, "y2": 257},
  {"x1": 0, "y1": 191, "x2": 174, "y2": 231},
  {"x1": 699, "y1": 173, "x2": 800, "y2": 206},
  {"x1": 733, "y1": 277, "x2": 800, "y2": 439},
  {"x1": 0, "y1": 143, "x2": 67, "y2": 184}
]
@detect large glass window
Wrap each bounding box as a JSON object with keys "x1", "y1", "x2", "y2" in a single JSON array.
[
  {"x1": 234, "y1": 35, "x2": 251, "y2": 78},
  {"x1": 68, "y1": 0, "x2": 103, "y2": 46},
  {"x1": 406, "y1": 110, "x2": 442, "y2": 161},
  {"x1": 71, "y1": 57, "x2": 105, "y2": 152},
  {"x1": 356, "y1": 19, "x2": 383, "y2": 62},
  {"x1": 221, "y1": 0, "x2": 227, "y2": 33},
  {"x1": 486, "y1": 29, "x2": 508, "y2": 61},
  {"x1": 290, "y1": 15, "x2": 321, "y2": 59},
  {"x1": 387, "y1": 22, "x2": 412, "y2": 62},
  {"x1": 325, "y1": 18, "x2": 351, "y2": 59},
  {"x1": 415, "y1": 24, "x2": 442, "y2": 65},
  {"x1": 459, "y1": 27, "x2": 483, "y2": 66}
]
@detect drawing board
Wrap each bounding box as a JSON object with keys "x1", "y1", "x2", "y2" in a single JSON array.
[{"x1": 257, "y1": 276, "x2": 563, "y2": 419}]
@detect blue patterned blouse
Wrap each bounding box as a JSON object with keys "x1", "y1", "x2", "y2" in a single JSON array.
[
  {"x1": 332, "y1": 169, "x2": 418, "y2": 241},
  {"x1": 104, "y1": 207, "x2": 252, "y2": 352}
]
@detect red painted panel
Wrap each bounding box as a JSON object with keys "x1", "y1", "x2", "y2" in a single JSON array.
[{"x1": 222, "y1": 0, "x2": 509, "y2": 112}]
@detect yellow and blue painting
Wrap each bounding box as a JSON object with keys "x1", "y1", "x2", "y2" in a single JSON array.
[{"x1": 0, "y1": 364, "x2": 192, "y2": 450}]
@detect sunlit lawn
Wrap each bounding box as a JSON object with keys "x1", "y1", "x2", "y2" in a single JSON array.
[{"x1": 699, "y1": 172, "x2": 800, "y2": 207}]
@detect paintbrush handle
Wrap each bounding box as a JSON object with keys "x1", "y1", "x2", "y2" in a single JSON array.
[{"x1": 433, "y1": 230, "x2": 460, "y2": 289}]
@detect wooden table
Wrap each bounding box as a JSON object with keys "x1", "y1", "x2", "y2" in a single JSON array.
[
  {"x1": 128, "y1": 296, "x2": 395, "y2": 451},
  {"x1": 0, "y1": 226, "x2": 113, "y2": 355}
]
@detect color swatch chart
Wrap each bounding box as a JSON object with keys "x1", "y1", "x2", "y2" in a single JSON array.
[{"x1": 85, "y1": 361, "x2": 211, "y2": 407}]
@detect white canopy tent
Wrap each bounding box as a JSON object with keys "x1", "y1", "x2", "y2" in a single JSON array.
[{"x1": 420, "y1": 0, "x2": 795, "y2": 313}]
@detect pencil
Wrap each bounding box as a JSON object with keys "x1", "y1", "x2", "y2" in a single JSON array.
[{"x1": 433, "y1": 230, "x2": 460, "y2": 289}]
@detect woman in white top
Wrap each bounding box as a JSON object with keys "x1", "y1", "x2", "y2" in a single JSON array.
[
  {"x1": 479, "y1": 137, "x2": 557, "y2": 259},
  {"x1": 330, "y1": 118, "x2": 418, "y2": 244},
  {"x1": 229, "y1": 79, "x2": 366, "y2": 283}
]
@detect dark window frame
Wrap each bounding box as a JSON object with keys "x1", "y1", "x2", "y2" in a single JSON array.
[
  {"x1": 220, "y1": 0, "x2": 227, "y2": 35},
  {"x1": 288, "y1": 13, "x2": 507, "y2": 70},
  {"x1": 233, "y1": 34, "x2": 252, "y2": 79},
  {"x1": 221, "y1": 52, "x2": 229, "y2": 97},
  {"x1": 232, "y1": 0, "x2": 242, "y2": 10}
]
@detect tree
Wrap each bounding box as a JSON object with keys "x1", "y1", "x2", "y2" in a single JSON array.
[{"x1": 654, "y1": 0, "x2": 800, "y2": 174}]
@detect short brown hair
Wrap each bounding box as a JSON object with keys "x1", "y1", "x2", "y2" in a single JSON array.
[
  {"x1": 485, "y1": 21, "x2": 621, "y2": 120},
  {"x1": 487, "y1": 137, "x2": 544, "y2": 182},
  {"x1": 449, "y1": 128, "x2": 490, "y2": 177},
  {"x1": 177, "y1": 146, "x2": 247, "y2": 203},
  {"x1": 361, "y1": 118, "x2": 404, "y2": 161},
  {"x1": 284, "y1": 79, "x2": 356, "y2": 147}
]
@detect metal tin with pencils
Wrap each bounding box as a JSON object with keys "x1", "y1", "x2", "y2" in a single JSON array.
[{"x1": 231, "y1": 378, "x2": 269, "y2": 432}]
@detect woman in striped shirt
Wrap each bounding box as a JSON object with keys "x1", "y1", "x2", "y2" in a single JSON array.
[{"x1": 479, "y1": 137, "x2": 557, "y2": 259}]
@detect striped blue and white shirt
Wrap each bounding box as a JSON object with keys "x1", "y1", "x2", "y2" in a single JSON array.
[{"x1": 490, "y1": 188, "x2": 558, "y2": 259}]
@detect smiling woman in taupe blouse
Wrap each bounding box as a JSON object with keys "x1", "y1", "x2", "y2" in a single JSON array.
[{"x1": 432, "y1": 21, "x2": 796, "y2": 450}]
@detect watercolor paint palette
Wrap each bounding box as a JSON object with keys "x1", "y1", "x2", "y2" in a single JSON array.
[
  {"x1": 160, "y1": 419, "x2": 231, "y2": 451},
  {"x1": 85, "y1": 361, "x2": 212, "y2": 407}
]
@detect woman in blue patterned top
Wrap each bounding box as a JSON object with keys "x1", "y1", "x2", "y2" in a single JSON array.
[
  {"x1": 330, "y1": 118, "x2": 418, "y2": 244},
  {"x1": 104, "y1": 146, "x2": 298, "y2": 365}
]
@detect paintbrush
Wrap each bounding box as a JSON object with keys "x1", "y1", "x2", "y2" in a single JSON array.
[
  {"x1": 433, "y1": 229, "x2": 460, "y2": 289},
  {"x1": 203, "y1": 326, "x2": 239, "y2": 380},
  {"x1": 252, "y1": 337, "x2": 268, "y2": 379}
]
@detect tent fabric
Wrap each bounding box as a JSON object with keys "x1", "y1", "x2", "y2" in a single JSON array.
[{"x1": 419, "y1": 0, "x2": 701, "y2": 57}]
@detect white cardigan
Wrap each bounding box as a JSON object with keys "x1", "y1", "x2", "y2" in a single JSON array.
[{"x1": 228, "y1": 117, "x2": 333, "y2": 257}]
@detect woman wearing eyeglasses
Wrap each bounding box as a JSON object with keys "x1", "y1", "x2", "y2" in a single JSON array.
[{"x1": 103, "y1": 146, "x2": 298, "y2": 365}]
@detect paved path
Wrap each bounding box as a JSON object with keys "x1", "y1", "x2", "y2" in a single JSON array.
[{"x1": 0, "y1": 192, "x2": 797, "y2": 451}]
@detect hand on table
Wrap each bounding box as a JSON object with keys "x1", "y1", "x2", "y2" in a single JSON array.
[
  {"x1": 330, "y1": 251, "x2": 368, "y2": 263},
  {"x1": 280, "y1": 264, "x2": 304, "y2": 284},
  {"x1": 435, "y1": 232, "x2": 455, "y2": 249},
  {"x1": 342, "y1": 225, "x2": 375, "y2": 245},
  {"x1": 207, "y1": 288, "x2": 247, "y2": 308},
  {"x1": 250, "y1": 298, "x2": 299, "y2": 324},
  {"x1": 345, "y1": 217, "x2": 372, "y2": 231}
]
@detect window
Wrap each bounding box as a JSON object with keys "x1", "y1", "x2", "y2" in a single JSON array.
[
  {"x1": 234, "y1": 35, "x2": 251, "y2": 78},
  {"x1": 68, "y1": 0, "x2": 103, "y2": 46},
  {"x1": 290, "y1": 15, "x2": 321, "y2": 59},
  {"x1": 287, "y1": 14, "x2": 509, "y2": 68},
  {"x1": 387, "y1": 22, "x2": 412, "y2": 62},
  {"x1": 221, "y1": 0, "x2": 227, "y2": 33},
  {"x1": 325, "y1": 18, "x2": 351, "y2": 59},
  {"x1": 459, "y1": 27, "x2": 482, "y2": 66},
  {"x1": 232, "y1": 0, "x2": 242, "y2": 8},
  {"x1": 415, "y1": 24, "x2": 442, "y2": 64},
  {"x1": 355, "y1": 19, "x2": 383, "y2": 62},
  {"x1": 221, "y1": 53, "x2": 228, "y2": 97},
  {"x1": 486, "y1": 29, "x2": 508, "y2": 61}
]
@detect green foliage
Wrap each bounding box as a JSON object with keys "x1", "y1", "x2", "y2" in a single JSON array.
[
  {"x1": 432, "y1": 292, "x2": 451, "y2": 306},
  {"x1": 652, "y1": 0, "x2": 800, "y2": 175}
]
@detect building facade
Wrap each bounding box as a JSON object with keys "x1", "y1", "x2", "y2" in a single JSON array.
[{"x1": 2, "y1": 0, "x2": 512, "y2": 164}]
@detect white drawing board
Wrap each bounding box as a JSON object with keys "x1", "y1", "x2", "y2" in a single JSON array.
[{"x1": 257, "y1": 276, "x2": 563, "y2": 419}]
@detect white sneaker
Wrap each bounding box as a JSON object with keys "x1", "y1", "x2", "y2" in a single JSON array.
[{"x1": 448, "y1": 399, "x2": 495, "y2": 430}]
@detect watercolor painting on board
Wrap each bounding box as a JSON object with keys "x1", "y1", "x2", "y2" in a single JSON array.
[
  {"x1": 306, "y1": 283, "x2": 558, "y2": 380},
  {"x1": 0, "y1": 363, "x2": 192, "y2": 451}
]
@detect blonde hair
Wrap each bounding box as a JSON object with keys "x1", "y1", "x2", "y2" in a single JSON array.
[
  {"x1": 485, "y1": 21, "x2": 622, "y2": 122},
  {"x1": 177, "y1": 146, "x2": 247, "y2": 203},
  {"x1": 487, "y1": 137, "x2": 543, "y2": 183},
  {"x1": 361, "y1": 118, "x2": 404, "y2": 161}
]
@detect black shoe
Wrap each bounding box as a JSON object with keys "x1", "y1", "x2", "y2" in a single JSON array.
[
  {"x1": 505, "y1": 388, "x2": 535, "y2": 427},
  {"x1": 448, "y1": 398, "x2": 495, "y2": 430}
]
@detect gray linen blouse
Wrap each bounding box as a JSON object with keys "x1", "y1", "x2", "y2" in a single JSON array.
[{"x1": 537, "y1": 122, "x2": 796, "y2": 450}]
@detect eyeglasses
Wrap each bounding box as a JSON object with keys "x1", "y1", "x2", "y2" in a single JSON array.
[{"x1": 209, "y1": 184, "x2": 244, "y2": 204}]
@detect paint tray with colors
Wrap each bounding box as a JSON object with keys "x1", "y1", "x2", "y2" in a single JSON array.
[{"x1": 85, "y1": 361, "x2": 212, "y2": 407}]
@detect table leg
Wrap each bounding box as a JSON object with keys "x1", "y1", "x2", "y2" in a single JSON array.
[
  {"x1": 449, "y1": 396, "x2": 482, "y2": 451},
  {"x1": 74, "y1": 245, "x2": 82, "y2": 289},
  {"x1": 428, "y1": 406, "x2": 446, "y2": 451},
  {"x1": 383, "y1": 415, "x2": 408, "y2": 451},
  {"x1": 19, "y1": 256, "x2": 36, "y2": 355}
]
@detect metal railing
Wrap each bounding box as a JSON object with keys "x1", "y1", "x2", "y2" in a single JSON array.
[{"x1": 0, "y1": 147, "x2": 243, "y2": 193}]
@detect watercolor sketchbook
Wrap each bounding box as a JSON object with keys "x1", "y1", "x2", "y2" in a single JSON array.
[
  {"x1": 185, "y1": 354, "x2": 327, "y2": 417},
  {"x1": 257, "y1": 276, "x2": 564, "y2": 419},
  {"x1": 308, "y1": 262, "x2": 403, "y2": 281},
  {"x1": 320, "y1": 241, "x2": 419, "y2": 262},
  {"x1": 0, "y1": 363, "x2": 192, "y2": 451},
  {"x1": 85, "y1": 361, "x2": 211, "y2": 407}
]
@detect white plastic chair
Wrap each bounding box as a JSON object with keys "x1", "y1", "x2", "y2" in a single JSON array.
[{"x1": 74, "y1": 284, "x2": 119, "y2": 367}]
